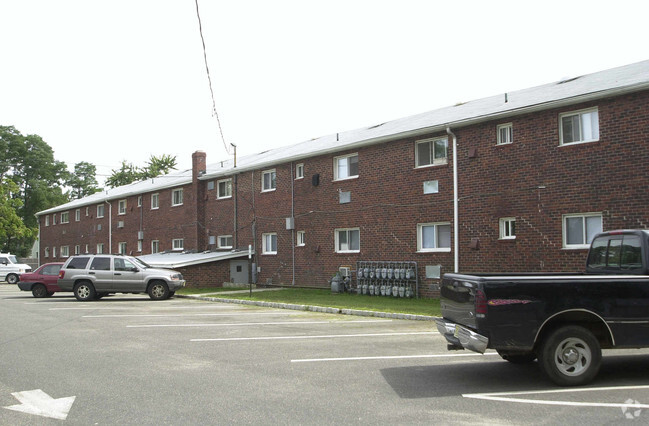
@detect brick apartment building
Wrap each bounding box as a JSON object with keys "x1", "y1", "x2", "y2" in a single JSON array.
[{"x1": 36, "y1": 60, "x2": 649, "y2": 296}]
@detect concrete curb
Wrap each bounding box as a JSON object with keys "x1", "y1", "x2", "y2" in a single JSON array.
[{"x1": 176, "y1": 294, "x2": 437, "y2": 321}]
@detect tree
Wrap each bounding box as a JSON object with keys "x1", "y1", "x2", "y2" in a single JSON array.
[
  {"x1": 67, "y1": 161, "x2": 101, "y2": 199},
  {"x1": 0, "y1": 177, "x2": 35, "y2": 253},
  {"x1": 0, "y1": 126, "x2": 68, "y2": 255},
  {"x1": 106, "y1": 155, "x2": 177, "y2": 188}
]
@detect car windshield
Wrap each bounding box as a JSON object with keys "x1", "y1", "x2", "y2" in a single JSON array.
[
  {"x1": 8, "y1": 255, "x2": 17, "y2": 264},
  {"x1": 131, "y1": 257, "x2": 150, "y2": 269}
]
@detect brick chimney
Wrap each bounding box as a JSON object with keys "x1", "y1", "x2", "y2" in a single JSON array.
[{"x1": 192, "y1": 151, "x2": 207, "y2": 184}]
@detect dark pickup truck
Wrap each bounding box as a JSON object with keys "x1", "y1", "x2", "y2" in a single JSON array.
[{"x1": 436, "y1": 229, "x2": 649, "y2": 386}]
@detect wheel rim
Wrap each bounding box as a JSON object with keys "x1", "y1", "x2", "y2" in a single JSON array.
[
  {"x1": 152, "y1": 284, "x2": 164, "y2": 298},
  {"x1": 77, "y1": 285, "x2": 90, "y2": 299},
  {"x1": 33, "y1": 285, "x2": 46, "y2": 297},
  {"x1": 554, "y1": 337, "x2": 591, "y2": 376},
  {"x1": 8, "y1": 275, "x2": 17, "y2": 284}
]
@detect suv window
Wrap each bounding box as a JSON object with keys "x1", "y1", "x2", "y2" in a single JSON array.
[
  {"x1": 67, "y1": 257, "x2": 91, "y2": 269},
  {"x1": 90, "y1": 257, "x2": 111, "y2": 271},
  {"x1": 114, "y1": 258, "x2": 137, "y2": 271}
]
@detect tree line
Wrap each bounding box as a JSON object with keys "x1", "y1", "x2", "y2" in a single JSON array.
[{"x1": 1, "y1": 125, "x2": 176, "y2": 256}]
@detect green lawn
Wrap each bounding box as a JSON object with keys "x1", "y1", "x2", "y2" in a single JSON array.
[{"x1": 178, "y1": 287, "x2": 440, "y2": 317}]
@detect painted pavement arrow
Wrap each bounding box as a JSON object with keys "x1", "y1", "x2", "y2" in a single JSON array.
[{"x1": 4, "y1": 389, "x2": 76, "y2": 420}]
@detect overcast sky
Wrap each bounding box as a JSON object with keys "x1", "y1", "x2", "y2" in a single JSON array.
[{"x1": 1, "y1": 0, "x2": 648, "y2": 183}]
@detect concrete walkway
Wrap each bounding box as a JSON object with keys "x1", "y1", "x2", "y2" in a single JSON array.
[{"x1": 176, "y1": 290, "x2": 437, "y2": 322}]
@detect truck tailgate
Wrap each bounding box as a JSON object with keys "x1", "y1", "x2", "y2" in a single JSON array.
[{"x1": 439, "y1": 274, "x2": 483, "y2": 329}]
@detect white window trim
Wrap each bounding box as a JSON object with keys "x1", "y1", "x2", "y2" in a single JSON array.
[
  {"x1": 217, "y1": 178, "x2": 233, "y2": 199},
  {"x1": 137, "y1": 196, "x2": 142, "y2": 207},
  {"x1": 335, "y1": 228, "x2": 360, "y2": 253},
  {"x1": 295, "y1": 163, "x2": 304, "y2": 180},
  {"x1": 172, "y1": 189, "x2": 184, "y2": 206},
  {"x1": 496, "y1": 123, "x2": 513, "y2": 145},
  {"x1": 417, "y1": 222, "x2": 452, "y2": 253},
  {"x1": 75, "y1": 209, "x2": 81, "y2": 222},
  {"x1": 97, "y1": 204, "x2": 105, "y2": 218},
  {"x1": 45, "y1": 216, "x2": 49, "y2": 226},
  {"x1": 559, "y1": 107, "x2": 600, "y2": 146},
  {"x1": 151, "y1": 240, "x2": 160, "y2": 254},
  {"x1": 262, "y1": 233, "x2": 278, "y2": 255},
  {"x1": 333, "y1": 153, "x2": 359, "y2": 181},
  {"x1": 562, "y1": 212, "x2": 603, "y2": 249},
  {"x1": 172, "y1": 238, "x2": 184, "y2": 251},
  {"x1": 261, "y1": 169, "x2": 277, "y2": 193},
  {"x1": 97, "y1": 243, "x2": 104, "y2": 254},
  {"x1": 296, "y1": 231, "x2": 306, "y2": 247},
  {"x1": 118, "y1": 242, "x2": 127, "y2": 255},
  {"x1": 151, "y1": 193, "x2": 159, "y2": 210},
  {"x1": 415, "y1": 137, "x2": 448, "y2": 169},
  {"x1": 218, "y1": 235, "x2": 233, "y2": 249},
  {"x1": 60, "y1": 246, "x2": 69, "y2": 257},
  {"x1": 44, "y1": 247, "x2": 49, "y2": 258},
  {"x1": 499, "y1": 217, "x2": 516, "y2": 240},
  {"x1": 60, "y1": 212, "x2": 69, "y2": 224},
  {"x1": 118, "y1": 199, "x2": 127, "y2": 215}
]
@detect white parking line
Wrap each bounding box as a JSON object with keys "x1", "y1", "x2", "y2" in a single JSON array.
[
  {"x1": 83, "y1": 312, "x2": 300, "y2": 318},
  {"x1": 291, "y1": 352, "x2": 499, "y2": 363},
  {"x1": 192, "y1": 331, "x2": 436, "y2": 342},
  {"x1": 48, "y1": 305, "x2": 241, "y2": 310},
  {"x1": 127, "y1": 319, "x2": 392, "y2": 328},
  {"x1": 464, "y1": 385, "x2": 649, "y2": 408}
]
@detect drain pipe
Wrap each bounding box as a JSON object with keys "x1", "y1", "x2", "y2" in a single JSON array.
[{"x1": 446, "y1": 127, "x2": 459, "y2": 273}]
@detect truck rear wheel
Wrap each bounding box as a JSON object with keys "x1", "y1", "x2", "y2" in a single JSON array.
[
  {"x1": 538, "y1": 325, "x2": 601, "y2": 386},
  {"x1": 74, "y1": 281, "x2": 96, "y2": 302}
]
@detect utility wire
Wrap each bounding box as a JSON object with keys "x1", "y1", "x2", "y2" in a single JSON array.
[{"x1": 194, "y1": 0, "x2": 229, "y2": 155}]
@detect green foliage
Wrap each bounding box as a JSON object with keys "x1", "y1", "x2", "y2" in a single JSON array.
[
  {"x1": 66, "y1": 161, "x2": 101, "y2": 199},
  {"x1": 106, "y1": 154, "x2": 177, "y2": 188},
  {"x1": 0, "y1": 178, "x2": 35, "y2": 252}
]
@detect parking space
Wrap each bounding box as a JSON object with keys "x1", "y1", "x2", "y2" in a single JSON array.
[{"x1": 2, "y1": 285, "x2": 649, "y2": 424}]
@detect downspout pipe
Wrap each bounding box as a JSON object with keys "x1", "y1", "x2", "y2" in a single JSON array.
[
  {"x1": 446, "y1": 127, "x2": 459, "y2": 273},
  {"x1": 105, "y1": 200, "x2": 112, "y2": 254}
]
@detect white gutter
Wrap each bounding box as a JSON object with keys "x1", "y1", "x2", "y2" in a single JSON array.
[{"x1": 446, "y1": 127, "x2": 459, "y2": 273}]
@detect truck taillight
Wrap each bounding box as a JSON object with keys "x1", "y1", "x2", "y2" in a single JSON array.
[
  {"x1": 58, "y1": 270, "x2": 65, "y2": 279},
  {"x1": 475, "y1": 289, "x2": 487, "y2": 316}
]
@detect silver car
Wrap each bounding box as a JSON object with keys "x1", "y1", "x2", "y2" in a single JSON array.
[{"x1": 58, "y1": 254, "x2": 185, "y2": 301}]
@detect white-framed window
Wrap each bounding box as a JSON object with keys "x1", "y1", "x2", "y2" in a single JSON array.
[
  {"x1": 417, "y1": 223, "x2": 451, "y2": 252},
  {"x1": 563, "y1": 213, "x2": 602, "y2": 249},
  {"x1": 118, "y1": 199, "x2": 127, "y2": 215},
  {"x1": 560, "y1": 107, "x2": 599, "y2": 145},
  {"x1": 207, "y1": 181, "x2": 215, "y2": 191},
  {"x1": 423, "y1": 180, "x2": 439, "y2": 194},
  {"x1": 172, "y1": 188, "x2": 183, "y2": 206},
  {"x1": 74, "y1": 245, "x2": 80, "y2": 255},
  {"x1": 497, "y1": 123, "x2": 513, "y2": 145},
  {"x1": 45, "y1": 215, "x2": 49, "y2": 226},
  {"x1": 295, "y1": 163, "x2": 304, "y2": 179},
  {"x1": 262, "y1": 233, "x2": 277, "y2": 254},
  {"x1": 217, "y1": 179, "x2": 232, "y2": 199},
  {"x1": 137, "y1": 196, "x2": 142, "y2": 207},
  {"x1": 151, "y1": 240, "x2": 160, "y2": 254},
  {"x1": 85, "y1": 244, "x2": 89, "y2": 254},
  {"x1": 334, "y1": 154, "x2": 359, "y2": 181},
  {"x1": 97, "y1": 204, "x2": 105, "y2": 218},
  {"x1": 151, "y1": 193, "x2": 159, "y2": 210},
  {"x1": 335, "y1": 228, "x2": 360, "y2": 253},
  {"x1": 118, "y1": 242, "x2": 127, "y2": 254},
  {"x1": 75, "y1": 209, "x2": 81, "y2": 222},
  {"x1": 137, "y1": 240, "x2": 143, "y2": 252},
  {"x1": 52, "y1": 214, "x2": 57, "y2": 225},
  {"x1": 60, "y1": 212, "x2": 69, "y2": 224},
  {"x1": 60, "y1": 246, "x2": 69, "y2": 257},
  {"x1": 262, "y1": 170, "x2": 276, "y2": 192},
  {"x1": 499, "y1": 218, "x2": 516, "y2": 240},
  {"x1": 297, "y1": 231, "x2": 306, "y2": 247},
  {"x1": 53, "y1": 246, "x2": 57, "y2": 257},
  {"x1": 44, "y1": 247, "x2": 49, "y2": 258},
  {"x1": 85, "y1": 207, "x2": 89, "y2": 217},
  {"x1": 172, "y1": 238, "x2": 184, "y2": 251},
  {"x1": 416, "y1": 137, "x2": 448, "y2": 167},
  {"x1": 218, "y1": 235, "x2": 233, "y2": 249},
  {"x1": 97, "y1": 243, "x2": 104, "y2": 254}
]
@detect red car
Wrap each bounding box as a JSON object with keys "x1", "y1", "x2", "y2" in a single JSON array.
[{"x1": 17, "y1": 262, "x2": 64, "y2": 298}]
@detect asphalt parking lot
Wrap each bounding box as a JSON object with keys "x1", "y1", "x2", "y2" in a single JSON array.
[{"x1": 2, "y1": 284, "x2": 649, "y2": 425}]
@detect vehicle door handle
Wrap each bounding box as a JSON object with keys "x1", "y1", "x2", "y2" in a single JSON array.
[
  {"x1": 114, "y1": 273, "x2": 121, "y2": 276},
  {"x1": 89, "y1": 272, "x2": 95, "y2": 275}
]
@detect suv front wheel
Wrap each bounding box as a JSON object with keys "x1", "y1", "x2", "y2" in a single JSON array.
[
  {"x1": 74, "y1": 281, "x2": 97, "y2": 302},
  {"x1": 148, "y1": 281, "x2": 170, "y2": 300}
]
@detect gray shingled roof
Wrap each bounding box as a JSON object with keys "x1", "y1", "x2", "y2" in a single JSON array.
[{"x1": 38, "y1": 59, "x2": 649, "y2": 215}]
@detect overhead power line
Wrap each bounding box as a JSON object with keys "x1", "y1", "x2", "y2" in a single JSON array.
[{"x1": 194, "y1": 0, "x2": 230, "y2": 155}]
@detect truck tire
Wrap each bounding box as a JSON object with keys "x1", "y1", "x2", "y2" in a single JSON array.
[
  {"x1": 538, "y1": 325, "x2": 601, "y2": 386},
  {"x1": 148, "y1": 281, "x2": 170, "y2": 300},
  {"x1": 32, "y1": 284, "x2": 48, "y2": 298},
  {"x1": 74, "y1": 281, "x2": 96, "y2": 302},
  {"x1": 6, "y1": 273, "x2": 19, "y2": 284}
]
